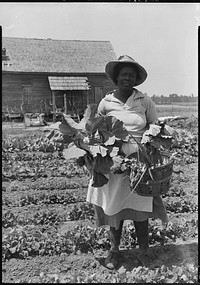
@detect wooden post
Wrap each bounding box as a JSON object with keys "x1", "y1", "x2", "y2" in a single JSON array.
[
  {"x1": 86, "y1": 90, "x2": 89, "y2": 105},
  {"x1": 64, "y1": 93, "x2": 67, "y2": 114},
  {"x1": 70, "y1": 90, "x2": 72, "y2": 116},
  {"x1": 52, "y1": 91, "x2": 56, "y2": 122}
]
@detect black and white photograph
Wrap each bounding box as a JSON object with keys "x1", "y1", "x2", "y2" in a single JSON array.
[{"x1": 1, "y1": 2, "x2": 198, "y2": 283}]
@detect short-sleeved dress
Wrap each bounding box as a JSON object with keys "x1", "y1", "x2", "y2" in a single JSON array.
[{"x1": 86, "y1": 88, "x2": 169, "y2": 229}]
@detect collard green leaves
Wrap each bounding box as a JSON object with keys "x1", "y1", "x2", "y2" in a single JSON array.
[
  {"x1": 141, "y1": 123, "x2": 174, "y2": 150},
  {"x1": 85, "y1": 116, "x2": 105, "y2": 134},
  {"x1": 141, "y1": 124, "x2": 162, "y2": 144},
  {"x1": 62, "y1": 143, "x2": 86, "y2": 160},
  {"x1": 59, "y1": 114, "x2": 82, "y2": 136},
  {"x1": 104, "y1": 116, "x2": 129, "y2": 141},
  {"x1": 78, "y1": 103, "x2": 99, "y2": 129},
  {"x1": 92, "y1": 172, "x2": 109, "y2": 187},
  {"x1": 44, "y1": 104, "x2": 178, "y2": 187},
  {"x1": 44, "y1": 105, "x2": 131, "y2": 187},
  {"x1": 93, "y1": 154, "x2": 113, "y2": 174}
]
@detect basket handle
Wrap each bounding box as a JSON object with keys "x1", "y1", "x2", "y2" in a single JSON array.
[
  {"x1": 131, "y1": 165, "x2": 148, "y2": 193},
  {"x1": 128, "y1": 133, "x2": 153, "y2": 167}
]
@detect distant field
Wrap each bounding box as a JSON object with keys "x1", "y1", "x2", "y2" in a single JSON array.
[
  {"x1": 2, "y1": 122, "x2": 46, "y2": 138},
  {"x1": 155, "y1": 103, "x2": 198, "y2": 118}
]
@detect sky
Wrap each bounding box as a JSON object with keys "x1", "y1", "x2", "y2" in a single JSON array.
[{"x1": 0, "y1": 2, "x2": 199, "y2": 97}]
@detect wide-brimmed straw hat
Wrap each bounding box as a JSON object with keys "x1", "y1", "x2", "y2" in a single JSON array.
[{"x1": 105, "y1": 55, "x2": 147, "y2": 86}]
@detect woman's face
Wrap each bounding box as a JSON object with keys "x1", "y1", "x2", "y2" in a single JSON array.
[{"x1": 116, "y1": 66, "x2": 137, "y2": 91}]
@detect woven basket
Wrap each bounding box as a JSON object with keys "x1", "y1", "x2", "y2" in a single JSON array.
[{"x1": 134, "y1": 154, "x2": 174, "y2": 197}]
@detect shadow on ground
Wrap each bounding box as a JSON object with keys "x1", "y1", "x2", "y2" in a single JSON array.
[{"x1": 96, "y1": 241, "x2": 198, "y2": 271}]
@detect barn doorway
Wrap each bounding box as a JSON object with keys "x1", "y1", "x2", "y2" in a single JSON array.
[{"x1": 48, "y1": 76, "x2": 90, "y2": 122}]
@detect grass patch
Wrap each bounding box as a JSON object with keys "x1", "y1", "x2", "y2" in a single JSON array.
[{"x1": 155, "y1": 104, "x2": 198, "y2": 118}]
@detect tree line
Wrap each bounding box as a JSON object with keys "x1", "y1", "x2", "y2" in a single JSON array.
[{"x1": 150, "y1": 94, "x2": 198, "y2": 104}]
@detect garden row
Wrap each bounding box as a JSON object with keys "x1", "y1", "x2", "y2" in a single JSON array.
[
  {"x1": 2, "y1": 217, "x2": 198, "y2": 262},
  {"x1": 2, "y1": 201, "x2": 198, "y2": 234},
  {"x1": 2, "y1": 178, "x2": 196, "y2": 206},
  {"x1": 2, "y1": 126, "x2": 198, "y2": 283},
  {"x1": 2, "y1": 193, "x2": 198, "y2": 218},
  {"x1": 37, "y1": 263, "x2": 198, "y2": 283}
]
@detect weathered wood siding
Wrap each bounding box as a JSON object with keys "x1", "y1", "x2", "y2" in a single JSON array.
[
  {"x1": 87, "y1": 74, "x2": 115, "y2": 103},
  {"x1": 2, "y1": 73, "x2": 51, "y2": 113},
  {"x1": 2, "y1": 72, "x2": 115, "y2": 114}
]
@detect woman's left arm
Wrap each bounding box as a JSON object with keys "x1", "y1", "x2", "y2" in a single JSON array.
[{"x1": 145, "y1": 96, "x2": 158, "y2": 125}]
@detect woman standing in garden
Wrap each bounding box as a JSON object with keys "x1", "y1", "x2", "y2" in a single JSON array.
[{"x1": 86, "y1": 55, "x2": 169, "y2": 269}]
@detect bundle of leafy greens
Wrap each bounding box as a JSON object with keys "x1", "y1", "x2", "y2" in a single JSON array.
[
  {"x1": 46, "y1": 104, "x2": 130, "y2": 187},
  {"x1": 46, "y1": 104, "x2": 177, "y2": 188}
]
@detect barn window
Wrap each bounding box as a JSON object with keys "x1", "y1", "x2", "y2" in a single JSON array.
[
  {"x1": 2, "y1": 48, "x2": 6, "y2": 56},
  {"x1": 94, "y1": 86, "x2": 103, "y2": 103},
  {"x1": 2, "y1": 48, "x2": 10, "y2": 61},
  {"x1": 21, "y1": 85, "x2": 32, "y2": 104}
]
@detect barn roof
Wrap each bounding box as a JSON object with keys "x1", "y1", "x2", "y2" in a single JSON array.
[{"x1": 2, "y1": 37, "x2": 117, "y2": 73}]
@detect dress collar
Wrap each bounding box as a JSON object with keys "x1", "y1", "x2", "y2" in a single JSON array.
[{"x1": 104, "y1": 88, "x2": 145, "y2": 103}]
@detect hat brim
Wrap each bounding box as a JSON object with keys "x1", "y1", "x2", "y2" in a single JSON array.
[{"x1": 105, "y1": 60, "x2": 147, "y2": 86}]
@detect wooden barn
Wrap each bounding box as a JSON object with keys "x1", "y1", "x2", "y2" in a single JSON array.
[{"x1": 2, "y1": 37, "x2": 117, "y2": 120}]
